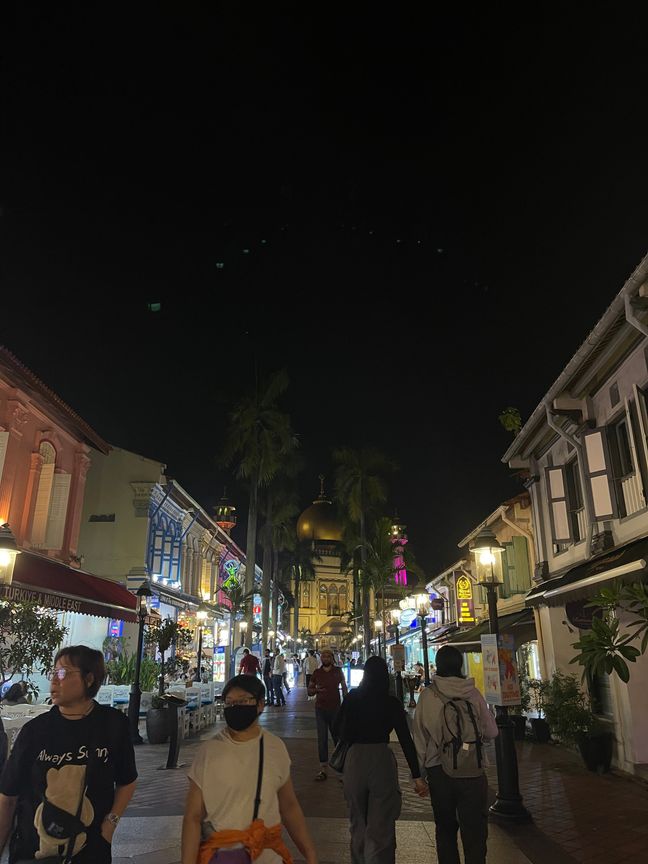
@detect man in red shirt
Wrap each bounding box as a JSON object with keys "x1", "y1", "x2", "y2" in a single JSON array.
[
  {"x1": 307, "y1": 649, "x2": 348, "y2": 781},
  {"x1": 238, "y1": 648, "x2": 261, "y2": 677}
]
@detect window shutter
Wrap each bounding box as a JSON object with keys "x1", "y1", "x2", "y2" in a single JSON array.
[
  {"x1": 501, "y1": 543, "x2": 514, "y2": 598},
  {"x1": 582, "y1": 429, "x2": 618, "y2": 520},
  {"x1": 511, "y1": 535, "x2": 531, "y2": 592},
  {"x1": 31, "y1": 462, "x2": 55, "y2": 546},
  {"x1": 624, "y1": 396, "x2": 646, "y2": 507},
  {"x1": 44, "y1": 472, "x2": 71, "y2": 550},
  {"x1": 632, "y1": 384, "x2": 648, "y2": 483},
  {"x1": 0, "y1": 431, "x2": 8, "y2": 486},
  {"x1": 545, "y1": 466, "x2": 573, "y2": 542}
]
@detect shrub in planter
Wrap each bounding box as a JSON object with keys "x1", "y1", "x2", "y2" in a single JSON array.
[
  {"x1": 527, "y1": 678, "x2": 551, "y2": 742},
  {"x1": 509, "y1": 663, "x2": 532, "y2": 740},
  {"x1": 146, "y1": 694, "x2": 169, "y2": 745},
  {"x1": 543, "y1": 671, "x2": 612, "y2": 772}
]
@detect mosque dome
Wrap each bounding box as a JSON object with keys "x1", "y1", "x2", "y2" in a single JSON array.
[{"x1": 296, "y1": 477, "x2": 343, "y2": 543}]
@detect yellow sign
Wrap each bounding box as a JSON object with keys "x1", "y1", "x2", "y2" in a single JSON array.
[{"x1": 455, "y1": 573, "x2": 475, "y2": 624}]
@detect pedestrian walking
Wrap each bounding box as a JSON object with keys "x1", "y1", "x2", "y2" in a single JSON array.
[
  {"x1": 239, "y1": 648, "x2": 262, "y2": 677},
  {"x1": 263, "y1": 649, "x2": 275, "y2": 706},
  {"x1": 0, "y1": 645, "x2": 137, "y2": 864},
  {"x1": 333, "y1": 656, "x2": 428, "y2": 864},
  {"x1": 272, "y1": 651, "x2": 287, "y2": 706},
  {"x1": 412, "y1": 645, "x2": 498, "y2": 864},
  {"x1": 181, "y1": 674, "x2": 318, "y2": 864},
  {"x1": 307, "y1": 649, "x2": 347, "y2": 781},
  {"x1": 303, "y1": 650, "x2": 319, "y2": 688}
]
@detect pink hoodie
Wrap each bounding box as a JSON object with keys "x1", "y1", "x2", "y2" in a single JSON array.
[{"x1": 412, "y1": 675, "x2": 498, "y2": 769}]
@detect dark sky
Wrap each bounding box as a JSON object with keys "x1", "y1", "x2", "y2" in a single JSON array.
[{"x1": 1, "y1": 7, "x2": 648, "y2": 575}]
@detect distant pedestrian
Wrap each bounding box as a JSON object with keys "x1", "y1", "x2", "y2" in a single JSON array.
[
  {"x1": 272, "y1": 651, "x2": 287, "y2": 706},
  {"x1": 413, "y1": 645, "x2": 498, "y2": 864},
  {"x1": 0, "y1": 645, "x2": 137, "y2": 863},
  {"x1": 303, "y1": 650, "x2": 319, "y2": 688},
  {"x1": 181, "y1": 674, "x2": 318, "y2": 864},
  {"x1": 239, "y1": 648, "x2": 261, "y2": 677},
  {"x1": 307, "y1": 649, "x2": 347, "y2": 781},
  {"x1": 263, "y1": 649, "x2": 275, "y2": 706},
  {"x1": 333, "y1": 656, "x2": 428, "y2": 864}
]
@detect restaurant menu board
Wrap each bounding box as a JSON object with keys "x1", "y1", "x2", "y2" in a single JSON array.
[{"x1": 214, "y1": 645, "x2": 227, "y2": 683}]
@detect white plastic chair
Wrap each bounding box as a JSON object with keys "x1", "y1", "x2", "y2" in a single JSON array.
[{"x1": 96, "y1": 686, "x2": 114, "y2": 706}]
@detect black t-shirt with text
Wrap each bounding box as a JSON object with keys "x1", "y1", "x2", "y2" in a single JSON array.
[{"x1": 0, "y1": 703, "x2": 137, "y2": 863}]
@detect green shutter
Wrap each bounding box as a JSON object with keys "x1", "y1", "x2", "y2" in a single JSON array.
[
  {"x1": 501, "y1": 544, "x2": 514, "y2": 599},
  {"x1": 510, "y1": 536, "x2": 531, "y2": 593}
]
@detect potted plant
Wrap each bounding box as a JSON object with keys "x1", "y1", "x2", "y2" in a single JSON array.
[
  {"x1": 509, "y1": 670, "x2": 531, "y2": 740},
  {"x1": 144, "y1": 618, "x2": 193, "y2": 744},
  {"x1": 543, "y1": 671, "x2": 613, "y2": 773},
  {"x1": 528, "y1": 678, "x2": 551, "y2": 742}
]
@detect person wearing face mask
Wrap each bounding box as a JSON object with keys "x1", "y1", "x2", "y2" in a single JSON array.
[{"x1": 182, "y1": 674, "x2": 318, "y2": 864}]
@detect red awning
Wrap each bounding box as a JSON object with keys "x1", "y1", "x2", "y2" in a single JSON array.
[{"x1": 0, "y1": 551, "x2": 139, "y2": 623}]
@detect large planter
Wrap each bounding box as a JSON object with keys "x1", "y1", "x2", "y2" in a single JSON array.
[
  {"x1": 576, "y1": 731, "x2": 613, "y2": 773},
  {"x1": 531, "y1": 717, "x2": 551, "y2": 743},
  {"x1": 511, "y1": 714, "x2": 527, "y2": 740},
  {"x1": 146, "y1": 707, "x2": 169, "y2": 745}
]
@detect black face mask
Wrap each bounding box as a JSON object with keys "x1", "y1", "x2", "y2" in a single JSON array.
[{"x1": 224, "y1": 705, "x2": 258, "y2": 731}]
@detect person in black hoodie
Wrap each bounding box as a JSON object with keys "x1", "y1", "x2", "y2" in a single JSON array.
[{"x1": 333, "y1": 656, "x2": 428, "y2": 864}]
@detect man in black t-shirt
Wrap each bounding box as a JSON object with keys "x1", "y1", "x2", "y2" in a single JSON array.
[{"x1": 0, "y1": 646, "x2": 137, "y2": 864}]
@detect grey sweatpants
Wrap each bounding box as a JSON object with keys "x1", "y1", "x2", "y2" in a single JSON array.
[{"x1": 342, "y1": 743, "x2": 402, "y2": 864}]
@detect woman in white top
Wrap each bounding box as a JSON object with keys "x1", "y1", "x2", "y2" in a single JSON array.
[{"x1": 181, "y1": 674, "x2": 317, "y2": 864}]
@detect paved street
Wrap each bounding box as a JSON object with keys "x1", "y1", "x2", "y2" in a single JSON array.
[{"x1": 108, "y1": 683, "x2": 647, "y2": 863}]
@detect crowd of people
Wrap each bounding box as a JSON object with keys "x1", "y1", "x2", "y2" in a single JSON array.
[{"x1": 0, "y1": 642, "x2": 496, "y2": 864}]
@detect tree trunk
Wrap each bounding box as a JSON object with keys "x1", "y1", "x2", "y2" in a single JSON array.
[
  {"x1": 272, "y1": 549, "x2": 280, "y2": 642},
  {"x1": 244, "y1": 471, "x2": 259, "y2": 643},
  {"x1": 261, "y1": 491, "x2": 273, "y2": 651},
  {"x1": 359, "y1": 501, "x2": 371, "y2": 659},
  {"x1": 158, "y1": 649, "x2": 165, "y2": 696}
]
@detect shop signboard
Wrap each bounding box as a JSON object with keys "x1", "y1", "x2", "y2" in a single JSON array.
[
  {"x1": 390, "y1": 643, "x2": 406, "y2": 672},
  {"x1": 455, "y1": 573, "x2": 476, "y2": 625},
  {"x1": 213, "y1": 645, "x2": 227, "y2": 684},
  {"x1": 108, "y1": 619, "x2": 123, "y2": 638},
  {"x1": 253, "y1": 593, "x2": 262, "y2": 624},
  {"x1": 399, "y1": 608, "x2": 417, "y2": 628}
]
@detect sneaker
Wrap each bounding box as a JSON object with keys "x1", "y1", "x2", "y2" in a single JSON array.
[{"x1": 314, "y1": 771, "x2": 327, "y2": 781}]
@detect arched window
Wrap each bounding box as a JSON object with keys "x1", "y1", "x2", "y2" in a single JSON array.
[
  {"x1": 302, "y1": 582, "x2": 311, "y2": 608},
  {"x1": 319, "y1": 584, "x2": 328, "y2": 614},
  {"x1": 32, "y1": 442, "x2": 63, "y2": 548},
  {"x1": 327, "y1": 585, "x2": 339, "y2": 616},
  {"x1": 338, "y1": 584, "x2": 347, "y2": 613}
]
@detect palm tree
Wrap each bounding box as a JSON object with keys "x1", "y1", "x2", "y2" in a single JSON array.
[
  {"x1": 216, "y1": 582, "x2": 256, "y2": 677},
  {"x1": 333, "y1": 447, "x2": 395, "y2": 657},
  {"x1": 286, "y1": 538, "x2": 321, "y2": 639},
  {"x1": 221, "y1": 369, "x2": 298, "y2": 639}
]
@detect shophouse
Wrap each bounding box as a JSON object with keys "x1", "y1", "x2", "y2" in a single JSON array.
[{"x1": 502, "y1": 252, "x2": 648, "y2": 775}]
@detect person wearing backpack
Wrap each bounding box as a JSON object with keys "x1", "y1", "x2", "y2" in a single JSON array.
[{"x1": 412, "y1": 645, "x2": 498, "y2": 864}]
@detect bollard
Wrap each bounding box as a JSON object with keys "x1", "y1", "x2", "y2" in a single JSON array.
[{"x1": 157, "y1": 693, "x2": 186, "y2": 770}]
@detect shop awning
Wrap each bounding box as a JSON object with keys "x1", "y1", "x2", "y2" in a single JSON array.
[
  {"x1": 526, "y1": 535, "x2": 648, "y2": 607},
  {"x1": 428, "y1": 623, "x2": 460, "y2": 643},
  {"x1": 0, "y1": 551, "x2": 139, "y2": 623},
  {"x1": 445, "y1": 609, "x2": 535, "y2": 649}
]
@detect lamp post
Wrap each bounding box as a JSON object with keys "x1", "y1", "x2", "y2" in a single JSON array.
[
  {"x1": 0, "y1": 524, "x2": 20, "y2": 585},
  {"x1": 471, "y1": 527, "x2": 530, "y2": 822},
  {"x1": 374, "y1": 618, "x2": 383, "y2": 658},
  {"x1": 415, "y1": 593, "x2": 432, "y2": 686},
  {"x1": 268, "y1": 630, "x2": 275, "y2": 651},
  {"x1": 389, "y1": 608, "x2": 405, "y2": 703},
  {"x1": 128, "y1": 581, "x2": 153, "y2": 745},
  {"x1": 240, "y1": 620, "x2": 248, "y2": 647},
  {"x1": 193, "y1": 602, "x2": 209, "y2": 682}
]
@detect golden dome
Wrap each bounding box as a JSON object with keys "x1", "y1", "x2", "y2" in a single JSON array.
[{"x1": 296, "y1": 477, "x2": 343, "y2": 542}]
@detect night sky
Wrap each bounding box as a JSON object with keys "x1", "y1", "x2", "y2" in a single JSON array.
[{"x1": 1, "y1": 8, "x2": 648, "y2": 575}]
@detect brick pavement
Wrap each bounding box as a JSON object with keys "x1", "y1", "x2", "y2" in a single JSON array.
[{"x1": 112, "y1": 685, "x2": 648, "y2": 863}]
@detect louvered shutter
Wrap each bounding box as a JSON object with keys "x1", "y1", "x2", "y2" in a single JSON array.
[
  {"x1": 632, "y1": 384, "x2": 648, "y2": 484},
  {"x1": 0, "y1": 431, "x2": 8, "y2": 486},
  {"x1": 31, "y1": 462, "x2": 55, "y2": 546},
  {"x1": 545, "y1": 466, "x2": 572, "y2": 542},
  {"x1": 582, "y1": 429, "x2": 618, "y2": 520},
  {"x1": 511, "y1": 535, "x2": 531, "y2": 592},
  {"x1": 44, "y1": 473, "x2": 71, "y2": 550}
]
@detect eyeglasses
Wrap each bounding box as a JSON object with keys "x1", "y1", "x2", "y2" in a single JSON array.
[
  {"x1": 48, "y1": 668, "x2": 82, "y2": 682},
  {"x1": 224, "y1": 697, "x2": 257, "y2": 707}
]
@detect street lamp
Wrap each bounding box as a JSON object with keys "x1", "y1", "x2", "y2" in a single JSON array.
[
  {"x1": 389, "y1": 608, "x2": 405, "y2": 703},
  {"x1": 471, "y1": 527, "x2": 530, "y2": 822},
  {"x1": 193, "y1": 603, "x2": 209, "y2": 682},
  {"x1": 240, "y1": 620, "x2": 248, "y2": 647},
  {"x1": 128, "y1": 581, "x2": 153, "y2": 744},
  {"x1": 0, "y1": 524, "x2": 20, "y2": 585},
  {"x1": 415, "y1": 593, "x2": 432, "y2": 686},
  {"x1": 374, "y1": 618, "x2": 383, "y2": 658}
]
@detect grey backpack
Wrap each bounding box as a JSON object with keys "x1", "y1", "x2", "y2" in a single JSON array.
[{"x1": 432, "y1": 682, "x2": 485, "y2": 778}]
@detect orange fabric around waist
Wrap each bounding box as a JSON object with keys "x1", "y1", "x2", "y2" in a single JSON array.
[{"x1": 198, "y1": 819, "x2": 293, "y2": 864}]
